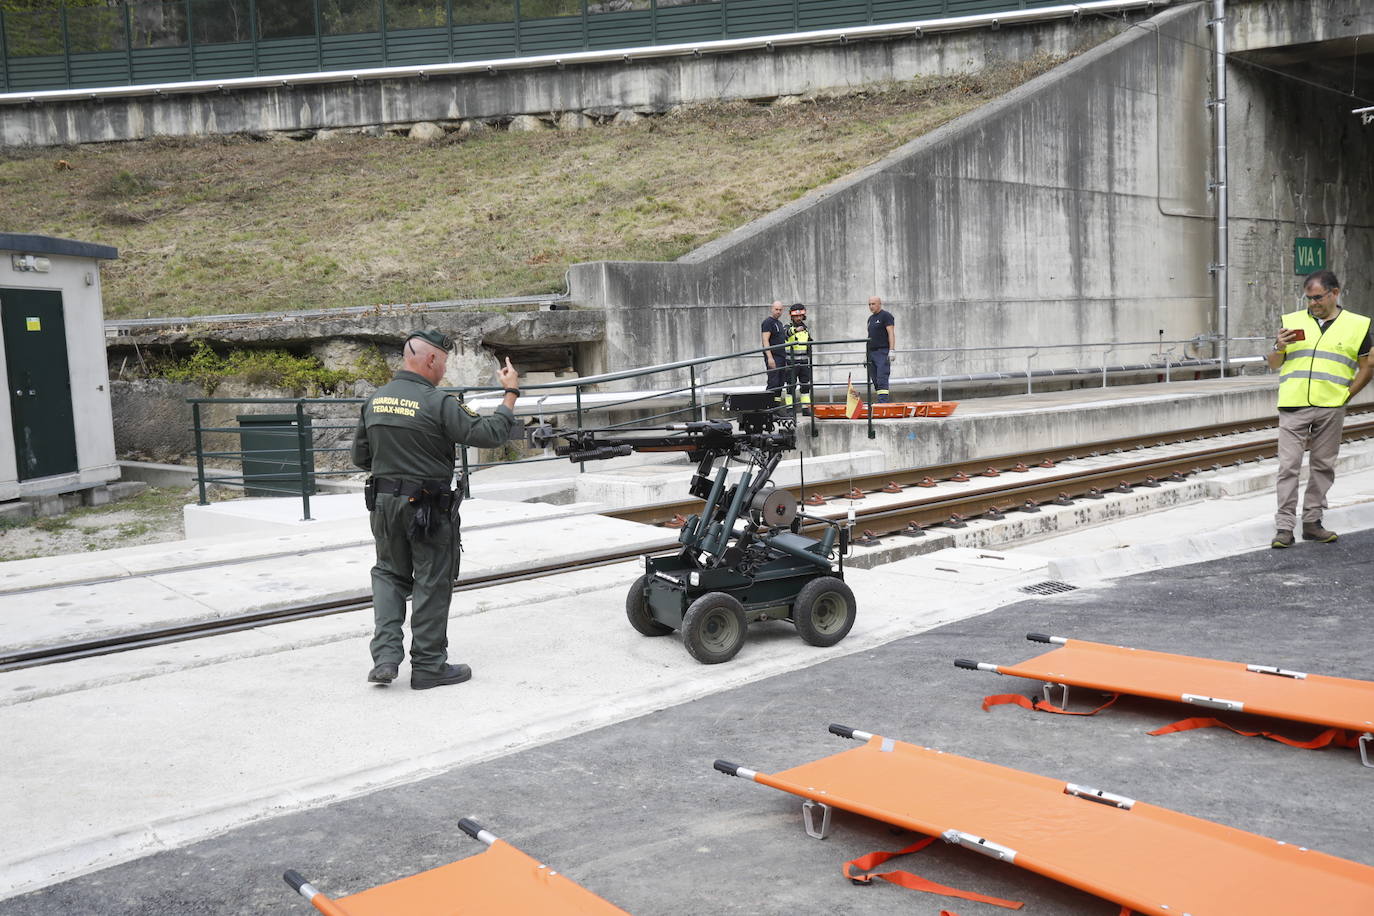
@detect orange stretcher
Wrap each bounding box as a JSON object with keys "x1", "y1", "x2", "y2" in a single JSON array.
[
  {"x1": 283, "y1": 819, "x2": 630, "y2": 915},
  {"x1": 957, "y1": 633, "x2": 1374, "y2": 767},
  {"x1": 714, "y1": 725, "x2": 1374, "y2": 915}
]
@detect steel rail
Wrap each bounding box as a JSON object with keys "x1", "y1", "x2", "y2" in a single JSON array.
[
  {"x1": 9, "y1": 413, "x2": 1372, "y2": 673},
  {"x1": 832, "y1": 419, "x2": 1374, "y2": 540},
  {"x1": 0, "y1": 543, "x2": 674, "y2": 674},
  {"x1": 607, "y1": 410, "x2": 1374, "y2": 528}
]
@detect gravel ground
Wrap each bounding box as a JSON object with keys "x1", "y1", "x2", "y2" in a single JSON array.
[{"x1": 0, "y1": 486, "x2": 236, "y2": 561}]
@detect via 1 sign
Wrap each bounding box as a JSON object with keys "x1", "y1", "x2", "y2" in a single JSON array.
[{"x1": 1294, "y1": 237, "x2": 1327, "y2": 275}]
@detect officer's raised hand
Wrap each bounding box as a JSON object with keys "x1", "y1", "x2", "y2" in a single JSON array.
[{"x1": 498, "y1": 357, "x2": 520, "y2": 407}]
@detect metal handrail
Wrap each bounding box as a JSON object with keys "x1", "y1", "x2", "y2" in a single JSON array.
[{"x1": 187, "y1": 332, "x2": 1269, "y2": 517}]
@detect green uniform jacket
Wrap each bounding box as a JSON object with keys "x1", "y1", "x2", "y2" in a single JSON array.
[{"x1": 351, "y1": 370, "x2": 516, "y2": 479}]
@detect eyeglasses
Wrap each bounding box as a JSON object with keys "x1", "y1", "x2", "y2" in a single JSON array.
[{"x1": 1305, "y1": 290, "x2": 1331, "y2": 302}]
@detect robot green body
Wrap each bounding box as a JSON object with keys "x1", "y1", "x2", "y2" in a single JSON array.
[{"x1": 536, "y1": 393, "x2": 856, "y2": 663}]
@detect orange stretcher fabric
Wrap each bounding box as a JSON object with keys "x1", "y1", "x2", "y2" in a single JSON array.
[
  {"x1": 996, "y1": 639, "x2": 1374, "y2": 734},
  {"x1": 756, "y1": 735, "x2": 1374, "y2": 915},
  {"x1": 319, "y1": 840, "x2": 630, "y2": 915}
]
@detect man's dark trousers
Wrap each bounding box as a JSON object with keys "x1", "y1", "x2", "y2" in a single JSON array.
[
  {"x1": 868, "y1": 347, "x2": 891, "y2": 402},
  {"x1": 369, "y1": 493, "x2": 459, "y2": 675},
  {"x1": 765, "y1": 360, "x2": 785, "y2": 399}
]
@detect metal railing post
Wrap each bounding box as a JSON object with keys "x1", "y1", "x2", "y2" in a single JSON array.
[
  {"x1": 295, "y1": 400, "x2": 313, "y2": 520},
  {"x1": 690, "y1": 364, "x2": 701, "y2": 421},
  {"x1": 575, "y1": 385, "x2": 585, "y2": 473},
  {"x1": 808, "y1": 345, "x2": 818, "y2": 438},
  {"x1": 445, "y1": 0, "x2": 453, "y2": 61},
  {"x1": 0, "y1": 9, "x2": 10, "y2": 92},
  {"x1": 313, "y1": 0, "x2": 323, "y2": 72},
  {"x1": 249, "y1": 0, "x2": 259, "y2": 74},
  {"x1": 1025, "y1": 350, "x2": 1037, "y2": 395},
  {"x1": 192, "y1": 402, "x2": 209, "y2": 505},
  {"x1": 864, "y1": 358, "x2": 874, "y2": 440},
  {"x1": 1101, "y1": 347, "x2": 1115, "y2": 388},
  {"x1": 186, "y1": 0, "x2": 197, "y2": 78},
  {"x1": 122, "y1": 2, "x2": 133, "y2": 82},
  {"x1": 60, "y1": 5, "x2": 71, "y2": 88},
  {"x1": 380, "y1": 0, "x2": 388, "y2": 64}
]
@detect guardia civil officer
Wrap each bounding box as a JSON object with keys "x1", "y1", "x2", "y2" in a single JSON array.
[{"x1": 351, "y1": 330, "x2": 520, "y2": 689}]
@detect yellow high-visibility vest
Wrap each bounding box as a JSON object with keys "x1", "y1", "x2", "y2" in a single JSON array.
[
  {"x1": 785, "y1": 323, "x2": 811, "y2": 356},
  {"x1": 1277, "y1": 308, "x2": 1370, "y2": 407}
]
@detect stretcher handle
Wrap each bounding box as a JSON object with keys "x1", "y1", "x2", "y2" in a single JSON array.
[
  {"x1": 714, "y1": 759, "x2": 740, "y2": 776},
  {"x1": 282, "y1": 870, "x2": 351, "y2": 916},
  {"x1": 1026, "y1": 632, "x2": 1066, "y2": 644},
  {"x1": 458, "y1": 818, "x2": 499, "y2": 846},
  {"x1": 828, "y1": 724, "x2": 876, "y2": 741},
  {"x1": 954, "y1": 659, "x2": 979, "y2": 670}
]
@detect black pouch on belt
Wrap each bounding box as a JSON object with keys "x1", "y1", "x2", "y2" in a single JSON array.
[
  {"x1": 405, "y1": 479, "x2": 449, "y2": 540},
  {"x1": 363, "y1": 477, "x2": 378, "y2": 512}
]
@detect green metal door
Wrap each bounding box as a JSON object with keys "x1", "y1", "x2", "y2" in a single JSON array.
[{"x1": 1, "y1": 288, "x2": 78, "y2": 481}]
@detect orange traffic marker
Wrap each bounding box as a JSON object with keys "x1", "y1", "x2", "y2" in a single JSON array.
[
  {"x1": 715, "y1": 726, "x2": 1374, "y2": 915},
  {"x1": 284, "y1": 819, "x2": 630, "y2": 915},
  {"x1": 958, "y1": 633, "x2": 1374, "y2": 767}
]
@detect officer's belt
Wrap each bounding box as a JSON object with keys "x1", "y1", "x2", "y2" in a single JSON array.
[{"x1": 372, "y1": 477, "x2": 451, "y2": 499}]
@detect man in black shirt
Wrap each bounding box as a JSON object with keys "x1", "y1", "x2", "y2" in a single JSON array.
[
  {"x1": 760, "y1": 300, "x2": 786, "y2": 402},
  {"x1": 866, "y1": 296, "x2": 896, "y2": 403}
]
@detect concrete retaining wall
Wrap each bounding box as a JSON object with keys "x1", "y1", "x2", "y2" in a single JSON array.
[{"x1": 571, "y1": 3, "x2": 1217, "y2": 388}]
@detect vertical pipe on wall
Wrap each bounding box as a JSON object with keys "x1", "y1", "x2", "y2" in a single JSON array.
[
  {"x1": 1209, "y1": 0, "x2": 1229, "y2": 376},
  {"x1": 0, "y1": 8, "x2": 10, "y2": 93}
]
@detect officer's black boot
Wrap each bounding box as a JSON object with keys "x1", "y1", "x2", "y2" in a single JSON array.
[
  {"x1": 367, "y1": 662, "x2": 399, "y2": 684},
  {"x1": 411, "y1": 663, "x2": 473, "y2": 690}
]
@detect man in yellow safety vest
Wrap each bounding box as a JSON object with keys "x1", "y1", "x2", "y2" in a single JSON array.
[
  {"x1": 782, "y1": 302, "x2": 813, "y2": 412},
  {"x1": 1266, "y1": 269, "x2": 1372, "y2": 548}
]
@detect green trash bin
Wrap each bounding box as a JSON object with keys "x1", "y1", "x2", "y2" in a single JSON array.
[{"x1": 237, "y1": 413, "x2": 316, "y2": 498}]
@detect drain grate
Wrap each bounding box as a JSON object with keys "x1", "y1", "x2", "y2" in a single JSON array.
[{"x1": 1019, "y1": 580, "x2": 1079, "y2": 596}]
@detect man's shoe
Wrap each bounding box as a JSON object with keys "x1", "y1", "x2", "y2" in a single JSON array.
[
  {"x1": 367, "y1": 662, "x2": 399, "y2": 684},
  {"x1": 1302, "y1": 523, "x2": 1338, "y2": 543},
  {"x1": 411, "y1": 663, "x2": 472, "y2": 690},
  {"x1": 1271, "y1": 530, "x2": 1294, "y2": 549}
]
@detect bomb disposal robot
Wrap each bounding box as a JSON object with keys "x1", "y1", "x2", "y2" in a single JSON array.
[{"x1": 532, "y1": 393, "x2": 855, "y2": 664}]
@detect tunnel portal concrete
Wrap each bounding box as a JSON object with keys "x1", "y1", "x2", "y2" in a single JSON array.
[{"x1": 568, "y1": 0, "x2": 1374, "y2": 395}]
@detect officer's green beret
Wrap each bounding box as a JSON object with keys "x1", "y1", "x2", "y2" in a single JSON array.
[{"x1": 405, "y1": 329, "x2": 454, "y2": 351}]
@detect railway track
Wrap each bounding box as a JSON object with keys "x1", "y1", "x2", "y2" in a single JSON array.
[
  {"x1": 8, "y1": 414, "x2": 1373, "y2": 674},
  {"x1": 604, "y1": 410, "x2": 1374, "y2": 527}
]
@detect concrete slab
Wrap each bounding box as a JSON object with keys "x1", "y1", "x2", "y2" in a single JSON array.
[
  {"x1": 5, "y1": 510, "x2": 1373, "y2": 913},
  {"x1": 803, "y1": 375, "x2": 1373, "y2": 469},
  {"x1": 0, "y1": 510, "x2": 667, "y2": 654},
  {"x1": 0, "y1": 557, "x2": 1048, "y2": 899}
]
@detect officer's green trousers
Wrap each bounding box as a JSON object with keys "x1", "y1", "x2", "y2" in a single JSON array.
[{"x1": 368, "y1": 494, "x2": 460, "y2": 675}]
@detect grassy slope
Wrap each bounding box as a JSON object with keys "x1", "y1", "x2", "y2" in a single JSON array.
[{"x1": 0, "y1": 58, "x2": 1063, "y2": 319}]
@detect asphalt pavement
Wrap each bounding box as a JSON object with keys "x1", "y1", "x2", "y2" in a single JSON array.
[{"x1": 6, "y1": 528, "x2": 1372, "y2": 915}]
